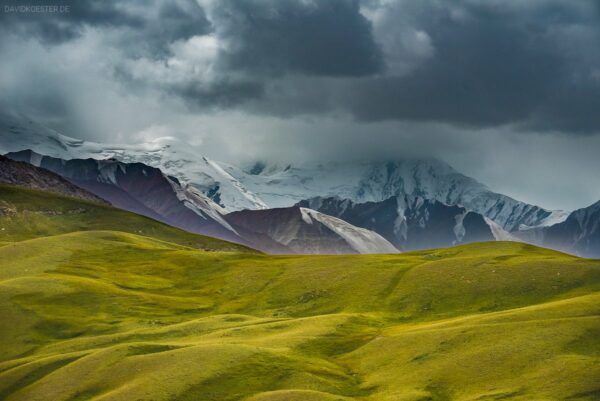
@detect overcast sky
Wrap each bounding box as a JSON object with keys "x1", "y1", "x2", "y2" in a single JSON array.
[{"x1": 1, "y1": 0, "x2": 600, "y2": 211}]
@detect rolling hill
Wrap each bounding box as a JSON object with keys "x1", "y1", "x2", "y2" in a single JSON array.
[
  {"x1": 0, "y1": 198, "x2": 598, "y2": 401},
  {"x1": 0, "y1": 184, "x2": 255, "y2": 253}
]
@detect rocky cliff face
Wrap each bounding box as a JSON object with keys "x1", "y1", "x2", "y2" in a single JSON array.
[
  {"x1": 297, "y1": 195, "x2": 497, "y2": 251},
  {"x1": 0, "y1": 155, "x2": 108, "y2": 204},
  {"x1": 225, "y1": 206, "x2": 399, "y2": 254}
]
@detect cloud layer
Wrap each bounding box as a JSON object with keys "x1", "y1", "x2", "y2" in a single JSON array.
[
  {"x1": 1, "y1": 0, "x2": 600, "y2": 209},
  {"x1": 4, "y1": 0, "x2": 599, "y2": 131}
]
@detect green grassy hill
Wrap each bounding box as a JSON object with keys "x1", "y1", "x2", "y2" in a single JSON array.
[
  {"x1": 0, "y1": 185, "x2": 255, "y2": 253},
  {"x1": 1, "y1": 186, "x2": 599, "y2": 400}
]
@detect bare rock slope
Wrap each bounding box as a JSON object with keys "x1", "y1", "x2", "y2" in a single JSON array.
[{"x1": 0, "y1": 155, "x2": 107, "y2": 204}]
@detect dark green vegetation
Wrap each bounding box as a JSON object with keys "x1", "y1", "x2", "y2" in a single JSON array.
[{"x1": 1, "y1": 186, "x2": 599, "y2": 400}]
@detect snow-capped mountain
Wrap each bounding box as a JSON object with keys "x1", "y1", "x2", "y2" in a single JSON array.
[
  {"x1": 5, "y1": 149, "x2": 243, "y2": 244},
  {"x1": 0, "y1": 110, "x2": 268, "y2": 212},
  {"x1": 229, "y1": 160, "x2": 567, "y2": 232},
  {"x1": 225, "y1": 206, "x2": 399, "y2": 254},
  {"x1": 0, "y1": 110, "x2": 566, "y2": 232},
  {"x1": 298, "y1": 196, "x2": 507, "y2": 251},
  {"x1": 5, "y1": 146, "x2": 400, "y2": 255}
]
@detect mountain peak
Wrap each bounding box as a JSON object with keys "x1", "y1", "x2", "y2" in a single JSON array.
[{"x1": 0, "y1": 111, "x2": 565, "y2": 231}]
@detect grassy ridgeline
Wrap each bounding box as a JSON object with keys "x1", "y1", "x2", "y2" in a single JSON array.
[
  {"x1": 0, "y1": 187, "x2": 599, "y2": 400},
  {"x1": 0, "y1": 185, "x2": 256, "y2": 253}
]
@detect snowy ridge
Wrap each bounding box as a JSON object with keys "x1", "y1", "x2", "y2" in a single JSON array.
[
  {"x1": 166, "y1": 177, "x2": 237, "y2": 234},
  {"x1": 484, "y1": 217, "x2": 520, "y2": 241},
  {"x1": 297, "y1": 195, "x2": 499, "y2": 251},
  {"x1": 572, "y1": 200, "x2": 600, "y2": 228},
  {"x1": 535, "y1": 210, "x2": 571, "y2": 228},
  {"x1": 299, "y1": 208, "x2": 399, "y2": 254},
  {"x1": 225, "y1": 159, "x2": 567, "y2": 231},
  {"x1": 0, "y1": 110, "x2": 264, "y2": 212},
  {"x1": 0, "y1": 110, "x2": 568, "y2": 231},
  {"x1": 5, "y1": 148, "x2": 240, "y2": 242},
  {"x1": 202, "y1": 157, "x2": 268, "y2": 210}
]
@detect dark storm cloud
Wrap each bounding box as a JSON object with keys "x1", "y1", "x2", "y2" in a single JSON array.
[
  {"x1": 157, "y1": 1, "x2": 211, "y2": 43},
  {"x1": 164, "y1": 0, "x2": 384, "y2": 109},
  {"x1": 177, "y1": 80, "x2": 263, "y2": 108},
  {"x1": 229, "y1": 0, "x2": 600, "y2": 133},
  {"x1": 337, "y1": 1, "x2": 600, "y2": 133},
  {"x1": 2, "y1": 0, "x2": 600, "y2": 209},
  {"x1": 212, "y1": 0, "x2": 383, "y2": 77},
  {"x1": 145, "y1": 0, "x2": 384, "y2": 110},
  {"x1": 0, "y1": 0, "x2": 211, "y2": 55},
  {"x1": 527, "y1": 79, "x2": 600, "y2": 133},
  {"x1": 139, "y1": 0, "x2": 212, "y2": 57},
  {"x1": 0, "y1": 0, "x2": 144, "y2": 43},
  {"x1": 2, "y1": 0, "x2": 600, "y2": 134},
  {"x1": 345, "y1": 4, "x2": 567, "y2": 124},
  {"x1": 179, "y1": 0, "x2": 600, "y2": 134}
]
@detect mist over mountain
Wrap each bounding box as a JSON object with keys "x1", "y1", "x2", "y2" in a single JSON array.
[
  {"x1": 0, "y1": 111, "x2": 566, "y2": 231},
  {"x1": 228, "y1": 159, "x2": 566, "y2": 232},
  {"x1": 3, "y1": 109, "x2": 600, "y2": 257}
]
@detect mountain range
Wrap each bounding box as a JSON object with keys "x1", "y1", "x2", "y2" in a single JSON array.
[
  {"x1": 228, "y1": 159, "x2": 568, "y2": 232},
  {"x1": 4, "y1": 149, "x2": 396, "y2": 254},
  {"x1": 297, "y1": 196, "x2": 505, "y2": 251},
  {"x1": 0, "y1": 110, "x2": 566, "y2": 230},
  {"x1": 1, "y1": 109, "x2": 598, "y2": 257},
  {"x1": 5, "y1": 149, "x2": 244, "y2": 244},
  {"x1": 226, "y1": 206, "x2": 398, "y2": 254}
]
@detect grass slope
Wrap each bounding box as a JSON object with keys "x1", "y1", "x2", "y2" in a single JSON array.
[
  {"x1": 0, "y1": 228, "x2": 599, "y2": 400},
  {"x1": 0, "y1": 185, "x2": 255, "y2": 253}
]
